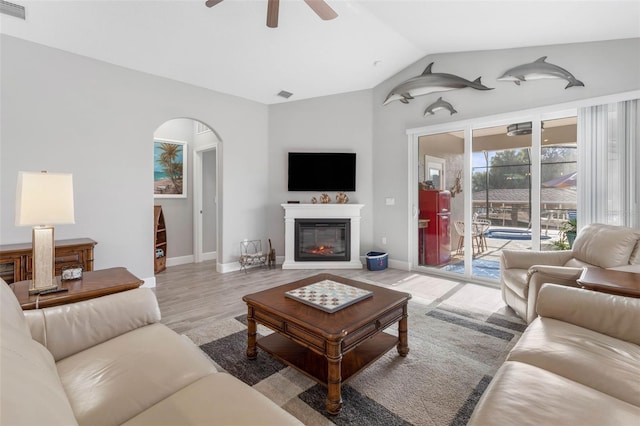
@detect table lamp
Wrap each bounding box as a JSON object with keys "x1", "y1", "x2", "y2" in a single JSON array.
[{"x1": 15, "y1": 171, "x2": 75, "y2": 294}]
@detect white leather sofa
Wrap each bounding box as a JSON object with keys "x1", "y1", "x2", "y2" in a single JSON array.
[
  {"x1": 501, "y1": 223, "x2": 640, "y2": 323},
  {"x1": 469, "y1": 284, "x2": 640, "y2": 425},
  {"x1": 0, "y1": 279, "x2": 302, "y2": 426}
]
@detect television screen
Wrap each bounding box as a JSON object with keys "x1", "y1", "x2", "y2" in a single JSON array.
[{"x1": 288, "y1": 152, "x2": 356, "y2": 192}]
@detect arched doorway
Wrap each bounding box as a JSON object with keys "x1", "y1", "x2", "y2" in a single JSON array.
[{"x1": 153, "y1": 118, "x2": 220, "y2": 271}]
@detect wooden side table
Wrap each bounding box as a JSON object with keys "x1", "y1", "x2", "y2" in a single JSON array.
[
  {"x1": 577, "y1": 268, "x2": 640, "y2": 298},
  {"x1": 10, "y1": 267, "x2": 144, "y2": 310}
]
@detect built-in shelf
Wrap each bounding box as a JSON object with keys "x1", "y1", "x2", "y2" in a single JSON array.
[{"x1": 154, "y1": 206, "x2": 167, "y2": 274}]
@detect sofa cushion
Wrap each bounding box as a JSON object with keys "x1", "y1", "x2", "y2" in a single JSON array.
[
  {"x1": 56, "y1": 323, "x2": 217, "y2": 426},
  {"x1": 122, "y1": 373, "x2": 303, "y2": 426},
  {"x1": 25, "y1": 287, "x2": 161, "y2": 361},
  {"x1": 537, "y1": 284, "x2": 640, "y2": 345},
  {"x1": 1, "y1": 280, "x2": 78, "y2": 426},
  {"x1": 468, "y1": 361, "x2": 640, "y2": 426},
  {"x1": 507, "y1": 318, "x2": 640, "y2": 407},
  {"x1": 563, "y1": 257, "x2": 594, "y2": 268},
  {"x1": 571, "y1": 223, "x2": 640, "y2": 268}
]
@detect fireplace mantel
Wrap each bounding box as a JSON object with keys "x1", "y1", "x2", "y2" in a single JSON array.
[{"x1": 281, "y1": 203, "x2": 364, "y2": 269}]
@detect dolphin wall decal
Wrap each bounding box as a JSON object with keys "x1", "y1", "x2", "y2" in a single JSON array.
[
  {"x1": 383, "y1": 62, "x2": 493, "y2": 106},
  {"x1": 424, "y1": 97, "x2": 457, "y2": 116},
  {"x1": 497, "y1": 56, "x2": 585, "y2": 89}
]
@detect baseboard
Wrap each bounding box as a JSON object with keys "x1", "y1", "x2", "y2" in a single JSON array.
[
  {"x1": 218, "y1": 256, "x2": 283, "y2": 273},
  {"x1": 388, "y1": 258, "x2": 411, "y2": 271},
  {"x1": 201, "y1": 251, "x2": 217, "y2": 262},
  {"x1": 166, "y1": 255, "x2": 194, "y2": 267},
  {"x1": 213, "y1": 256, "x2": 408, "y2": 273}
]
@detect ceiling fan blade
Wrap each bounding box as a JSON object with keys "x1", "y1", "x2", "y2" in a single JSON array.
[
  {"x1": 267, "y1": 0, "x2": 279, "y2": 28},
  {"x1": 205, "y1": 0, "x2": 224, "y2": 8},
  {"x1": 304, "y1": 0, "x2": 338, "y2": 21}
]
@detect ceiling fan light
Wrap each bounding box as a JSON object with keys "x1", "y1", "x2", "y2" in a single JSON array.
[
  {"x1": 506, "y1": 122, "x2": 544, "y2": 136},
  {"x1": 507, "y1": 122, "x2": 532, "y2": 136}
]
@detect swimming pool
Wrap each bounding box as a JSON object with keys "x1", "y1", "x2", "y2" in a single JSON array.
[{"x1": 485, "y1": 228, "x2": 551, "y2": 240}]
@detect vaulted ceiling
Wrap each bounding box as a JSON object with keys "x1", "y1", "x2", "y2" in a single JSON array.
[{"x1": 2, "y1": 1, "x2": 639, "y2": 104}]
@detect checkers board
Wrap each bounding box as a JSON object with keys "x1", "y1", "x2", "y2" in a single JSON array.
[{"x1": 284, "y1": 279, "x2": 373, "y2": 313}]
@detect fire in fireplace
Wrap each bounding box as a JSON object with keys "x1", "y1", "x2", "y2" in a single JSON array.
[{"x1": 294, "y1": 219, "x2": 350, "y2": 262}]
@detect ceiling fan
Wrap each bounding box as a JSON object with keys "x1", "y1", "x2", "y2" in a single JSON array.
[{"x1": 205, "y1": 0, "x2": 338, "y2": 28}]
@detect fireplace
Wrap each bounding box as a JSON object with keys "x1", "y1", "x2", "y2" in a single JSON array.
[
  {"x1": 295, "y1": 219, "x2": 350, "y2": 262},
  {"x1": 281, "y1": 203, "x2": 363, "y2": 269}
]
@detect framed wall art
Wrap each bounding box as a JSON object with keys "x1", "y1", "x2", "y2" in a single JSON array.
[{"x1": 154, "y1": 138, "x2": 187, "y2": 198}]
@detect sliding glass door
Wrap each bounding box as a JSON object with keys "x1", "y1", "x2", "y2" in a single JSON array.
[
  {"x1": 416, "y1": 131, "x2": 464, "y2": 275},
  {"x1": 412, "y1": 113, "x2": 578, "y2": 282},
  {"x1": 540, "y1": 117, "x2": 578, "y2": 250}
]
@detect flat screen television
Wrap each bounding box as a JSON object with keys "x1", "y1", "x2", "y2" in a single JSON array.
[{"x1": 288, "y1": 152, "x2": 356, "y2": 192}]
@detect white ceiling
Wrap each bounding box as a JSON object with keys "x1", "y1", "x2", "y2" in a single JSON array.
[{"x1": 2, "y1": 0, "x2": 639, "y2": 105}]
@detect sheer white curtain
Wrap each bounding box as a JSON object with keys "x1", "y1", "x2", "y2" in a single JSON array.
[{"x1": 578, "y1": 100, "x2": 639, "y2": 228}]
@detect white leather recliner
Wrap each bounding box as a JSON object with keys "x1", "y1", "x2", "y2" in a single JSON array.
[{"x1": 501, "y1": 223, "x2": 640, "y2": 323}]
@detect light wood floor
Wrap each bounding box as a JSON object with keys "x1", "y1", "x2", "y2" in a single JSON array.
[{"x1": 154, "y1": 261, "x2": 503, "y2": 335}]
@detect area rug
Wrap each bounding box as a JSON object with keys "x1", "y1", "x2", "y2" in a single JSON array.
[
  {"x1": 440, "y1": 259, "x2": 501, "y2": 280},
  {"x1": 197, "y1": 295, "x2": 525, "y2": 426}
]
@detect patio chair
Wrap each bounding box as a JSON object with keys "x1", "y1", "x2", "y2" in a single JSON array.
[
  {"x1": 454, "y1": 220, "x2": 483, "y2": 256},
  {"x1": 474, "y1": 219, "x2": 491, "y2": 252}
]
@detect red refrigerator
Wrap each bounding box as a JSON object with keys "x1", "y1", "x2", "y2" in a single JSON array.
[{"x1": 419, "y1": 190, "x2": 451, "y2": 265}]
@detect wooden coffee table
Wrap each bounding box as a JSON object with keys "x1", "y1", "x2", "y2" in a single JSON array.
[
  {"x1": 242, "y1": 273, "x2": 411, "y2": 414},
  {"x1": 577, "y1": 267, "x2": 640, "y2": 297}
]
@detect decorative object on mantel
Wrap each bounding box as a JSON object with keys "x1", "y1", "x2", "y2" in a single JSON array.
[
  {"x1": 383, "y1": 62, "x2": 493, "y2": 105},
  {"x1": 497, "y1": 56, "x2": 585, "y2": 89},
  {"x1": 424, "y1": 97, "x2": 458, "y2": 116},
  {"x1": 450, "y1": 170, "x2": 463, "y2": 197},
  {"x1": 320, "y1": 193, "x2": 331, "y2": 204},
  {"x1": 336, "y1": 192, "x2": 349, "y2": 204},
  {"x1": 311, "y1": 196, "x2": 318, "y2": 204}
]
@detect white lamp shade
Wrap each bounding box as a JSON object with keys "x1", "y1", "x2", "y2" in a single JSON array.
[{"x1": 15, "y1": 171, "x2": 75, "y2": 226}]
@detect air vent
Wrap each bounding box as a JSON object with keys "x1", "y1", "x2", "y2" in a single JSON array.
[
  {"x1": 0, "y1": 0, "x2": 26, "y2": 19},
  {"x1": 194, "y1": 121, "x2": 211, "y2": 134},
  {"x1": 277, "y1": 90, "x2": 293, "y2": 99}
]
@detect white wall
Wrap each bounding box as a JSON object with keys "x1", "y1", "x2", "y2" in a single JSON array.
[
  {"x1": 372, "y1": 38, "x2": 640, "y2": 265},
  {"x1": 0, "y1": 35, "x2": 268, "y2": 280},
  {"x1": 267, "y1": 90, "x2": 374, "y2": 258}
]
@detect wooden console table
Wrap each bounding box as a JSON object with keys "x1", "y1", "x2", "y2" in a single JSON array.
[
  {"x1": 577, "y1": 268, "x2": 640, "y2": 298},
  {"x1": 10, "y1": 267, "x2": 143, "y2": 310},
  {"x1": 0, "y1": 238, "x2": 97, "y2": 284}
]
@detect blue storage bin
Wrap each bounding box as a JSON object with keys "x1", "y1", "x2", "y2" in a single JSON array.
[{"x1": 366, "y1": 251, "x2": 388, "y2": 271}]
